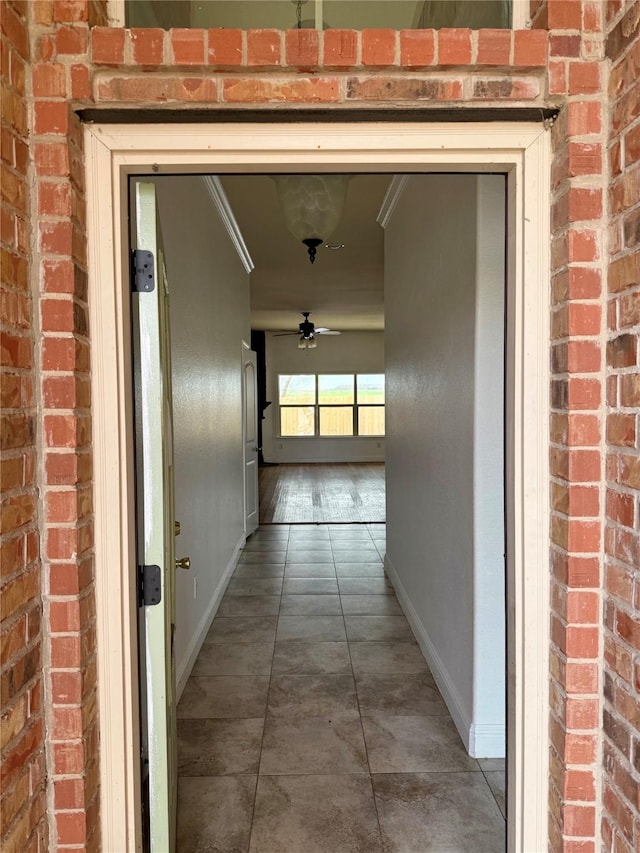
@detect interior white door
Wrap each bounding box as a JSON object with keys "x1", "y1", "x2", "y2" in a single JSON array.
[
  {"x1": 132, "y1": 181, "x2": 178, "y2": 852},
  {"x1": 243, "y1": 344, "x2": 259, "y2": 537}
]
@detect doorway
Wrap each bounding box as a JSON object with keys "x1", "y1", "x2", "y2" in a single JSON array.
[{"x1": 86, "y1": 121, "x2": 550, "y2": 853}]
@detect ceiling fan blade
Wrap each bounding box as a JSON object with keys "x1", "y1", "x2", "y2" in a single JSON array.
[
  {"x1": 317, "y1": 330, "x2": 341, "y2": 335},
  {"x1": 273, "y1": 331, "x2": 299, "y2": 336}
]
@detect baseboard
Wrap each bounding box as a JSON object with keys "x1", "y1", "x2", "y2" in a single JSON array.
[
  {"x1": 175, "y1": 535, "x2": 244, "y2": 700},
  {"x1": 385, "y1": 554, "x2": 505, "y2": 758},
  {"x1": 469, "y1": 723, "x2": 506, "y2": 758}
]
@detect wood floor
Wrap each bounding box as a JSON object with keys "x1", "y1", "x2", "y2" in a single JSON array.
[{"x1": 258, "y1": 463, "x2": 385, "y2": 524}]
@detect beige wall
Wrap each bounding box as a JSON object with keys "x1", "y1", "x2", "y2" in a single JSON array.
[{"x1": 384, "y1": 174, "x2": 505, "y2": 757}]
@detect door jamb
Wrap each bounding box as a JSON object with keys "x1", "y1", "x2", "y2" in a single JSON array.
[{"x1": 84, "y1": 121, "x2": 550, "y2": 853}]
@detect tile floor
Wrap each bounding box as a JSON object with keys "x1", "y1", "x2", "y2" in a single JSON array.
[{"x1": 177, "y1": 524, "x2": 506, "y2": 853}]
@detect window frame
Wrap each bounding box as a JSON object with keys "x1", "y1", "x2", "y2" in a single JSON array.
[{"x1": 278, "y1": 372, "x2": 385, "y2": 438}]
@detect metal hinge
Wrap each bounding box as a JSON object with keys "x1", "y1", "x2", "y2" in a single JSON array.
[
  {"x1": 139, "y1": 564, "x2": 162, "y2": 606},
  {"x1": 131, "y1": 249, "x2": 155, "y2": 292}
]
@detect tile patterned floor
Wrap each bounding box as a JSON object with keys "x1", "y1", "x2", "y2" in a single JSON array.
[{"x1": 177, "y1": 524, "x2": 506, "y2": 853}]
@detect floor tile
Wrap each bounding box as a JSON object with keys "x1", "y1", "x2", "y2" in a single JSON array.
[
  {"x1": 242, "y1": 541, "x2": 290, "y2": 553},
  {"x1": 177, "y1": 676, "x2": 270, "y2": 719},
  {"x1": 335, "y1": 563, "x2": 385, "y2": 577},
  {"x1": 191, "y1": 643, "x2": 274, "y2": 677},
  {"x1": 340, "y1": 595, "x2": 402, "y2": 615},
  {"x1": 484, "y1": 770, "x2": 507, "y2": 818},
  {"x1": 330, "y1": 547, "x2": 381, "y2": 560},
  {"x1": 362, "y1": 716, "x2": 479, "y2": 773},
  {"x1": 284, "y1": 563, "x2": 336, "y2": 578},
  {"x1": 177, "y1": 776, "x2": 256, "y2": 853},
  {"x1": 226, "y1": 578, "x2": 283, "y2": 596},
  {"x1": 238, "y1": 551, "x2": 287, "y2": 564},
  {"x1": 177, "y1": 718, "x2": 263, "y2": 776},
  {"x1": 349, "y1": 641, "x2": 429, "y2": 675},
  {"x1": 282, "y1": 577, "x2": 339, "y2": 595},
  {"x1": 249, "y1": 774, "x2": 382, "y2": 853},
  {"x1": 478, "y1": 757, "x2": 506, "y2": 772},
  {"x1": 233, "y1": 564, "x2": 285, "y2": 578},
  {"x1": 260, "y1": 717, "x2": 368, "y2": 774},
  {"x1": 338, "y1": 577, "x2": 394, "y2": 595},
  {"x1": 287, "y1": 548, "x2": 333, "y2": 561},
  {"x1": 276, "y1": 615, "x2": 347, "y2": 643},
  {"x1": 280, "y1": 594, "x2": 342, "y2": 615},
  {"x1": 217, "y1": 595, "x2": 281, "y2": 617},
  {"x1": 272, "y1": 642, "x2": 351, "y2": 675},
  {"x1": 267, "y1": 674, "x2": 358, "y2": 719},
  {"x1": 372, "y1": 772, "x2": 504, "y2": 853},
  {"x1": 329, "y1": 530, "x2": 374, "y2": 540},
  {"x1": 344, "y1": 615, "x2": 413, "y2": 642},
  {"x1": 206, "y1": 616, "x2": 277, "y2": 645},
  {"x1": 355, "y1": 672, "x2": 448, "y2": 716}
]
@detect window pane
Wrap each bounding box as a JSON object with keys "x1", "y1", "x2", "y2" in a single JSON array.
[
  {"x1": 318, "y1": 375, "x2": 354, "y2": 405},
  {"x1": 357, "y1": 374, "x2": 385, "y2": 404},
  {"x1": 319, "y1": 407, "x2": 354, "y2": 436},
  {"x1": 358, "y1": 406, "x2": 385, "y2": 436},
  {"x1": 279, "y1": 375, "x2": 315, "y2": 405},
  {"x1": 280, "y1": 407, "x2": 315, "y2": 436}
]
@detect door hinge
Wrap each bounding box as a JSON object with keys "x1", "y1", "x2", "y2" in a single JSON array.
[
  {"x1": 139, "y1": 564, "x2": 162, "y2": 606},
  {"x1": 131, "y1": 249, "x2": 155, "y2": 292}
]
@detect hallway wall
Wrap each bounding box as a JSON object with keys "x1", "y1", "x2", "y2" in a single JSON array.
[
  {"x1": 384, "y1": 174, "x2": 505, "y2": 757},
  {"x1": 263, "y1": 331, "x2": 385, "y2": 463},
  {"x1": 154, "y1": 176, "x2": 251, "y2": 694}
]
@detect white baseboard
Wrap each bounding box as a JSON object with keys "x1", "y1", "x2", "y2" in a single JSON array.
[
  {"x1": 175, "y1": 535, "x2": 245, "y2": 700},
  {"x1": 384, "y1": 553, "x2": 504, "y2": 759}
]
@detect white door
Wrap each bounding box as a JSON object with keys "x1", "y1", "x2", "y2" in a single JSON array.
[
  {"x1": 243, "y1": 344, "x2": 259, "y2": 537},
  {"x1": 132, "y1": 182, "x2": 178, "y2": 852}
]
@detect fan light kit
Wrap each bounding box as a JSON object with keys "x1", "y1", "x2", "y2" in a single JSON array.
[{"x1": 275, "y1": 312, "x2": 342, "y2": 350}]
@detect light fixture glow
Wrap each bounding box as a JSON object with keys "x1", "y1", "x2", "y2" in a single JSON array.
[{"x1": 273, "y1": 175, "x2": 351, "y2": 263}]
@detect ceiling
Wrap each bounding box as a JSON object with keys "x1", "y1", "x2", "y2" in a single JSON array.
[{"x1": 220, "y1": 174, "x2": 390, "y2": 333}]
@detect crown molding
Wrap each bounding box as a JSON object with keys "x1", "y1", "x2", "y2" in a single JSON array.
[
  {"x1": 201, "y1": 176, "x2": 254, "y2": 274},
  {"x1": 376, "y1": 175, "x2": 409, "y2": 229}
]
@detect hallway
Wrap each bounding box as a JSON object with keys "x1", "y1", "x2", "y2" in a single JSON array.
[{"x1": 176, "y1": 524, "x2": 505, "y2": 851}]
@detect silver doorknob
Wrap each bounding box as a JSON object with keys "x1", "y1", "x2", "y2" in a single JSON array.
[{"x1": 175, "y1": 557, "x2": 191, "y2": 570}]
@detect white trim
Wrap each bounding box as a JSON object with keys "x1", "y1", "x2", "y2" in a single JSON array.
[
  {"x1": 376, "y1": 175, "x2": 409, "y2": 229},
  {"x1": 512, "y1": 0, "x2": 532, "y2": 29},
  {"x1": 469, "y1": 724, "x2": 507, "y2": 759},
  {"x1": 85, "y1": 121, "x2": 550, "y2": 853},
  {"x1": 201, "y1": 176, "x2": 255, "y2": 274},
  {"x1": 175, "y1": 535, "x2": 244, "y2": 700},
  {"x1": 106, "y1": 0, "x2": 125, "y2": 26}
]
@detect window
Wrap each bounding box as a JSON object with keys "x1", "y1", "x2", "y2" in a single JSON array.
[{"x1": 278, "y1": 374, "x2": 385, "y2": 437}]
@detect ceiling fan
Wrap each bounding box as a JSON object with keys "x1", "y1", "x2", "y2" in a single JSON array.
[{"x1": 274, "y1": 312, "x2": 342, "y2": 349}]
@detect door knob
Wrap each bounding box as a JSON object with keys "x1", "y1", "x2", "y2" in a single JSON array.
[
  {"x1": 175, "y1": 557, "x2": 191, "y2": 570},
  {"x1": 174, "y1": 520, "x2": 181, "y2": 536}
]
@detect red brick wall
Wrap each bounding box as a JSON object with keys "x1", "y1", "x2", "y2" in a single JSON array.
[
  {"x1": 546, "y1": 2, "x2": 607, "y2": 849},
  {"x1": 0, "y1": 2, "x2": 47, "y2": 851},
  {"x1": 602, "y1": 2, "x2": 640, "y2": 851},
  {"x1": 1, "y1": 0, "x2": 637, "y2": 850}
]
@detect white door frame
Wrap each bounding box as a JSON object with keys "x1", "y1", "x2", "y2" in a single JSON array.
[{"x1": 85, "y1": 121, "x2": 550, "y2": 853}]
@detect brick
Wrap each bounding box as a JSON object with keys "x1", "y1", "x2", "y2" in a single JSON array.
[
  {"x1": 361, "y1": 29, "x2": 395, "y2": 67},
  {"x1": 34, "y1": 100, "x2": 69, "y2": 135},
  {"x1": 568, "y1": 61, "x2": 601, "y2": 94},
  {"x1": 55, "y1": 25, "x2": 88, "y2": 55},
  {"x1": 606, "y1": 413, "x2": 636, "y2": 447},
  {"x1": 170, "y1": 29, "x2": 205, "y2": 65},
  {"x1": 472, "y1": 77, "x2": 540, "y2": 100},
  {"x1": 97, "y1": 76, "x2": 218, "y2": 104},
  {"x1": 129, "y1": 28, "x2": 165, "y2": 66},
  {"x1": 399, "y1": 29, "x2": 435, "y2": 68},
  {"x1": 247, "y1": 30, "x2": 281, "y2": 67},
  {"x1": 437, "y1": 29, "x2": 472, "y2": 65},
  {"x1": 609, "y1": 252, "x2": 640, "y2": 294},
  {"x1": 619, "y1": 373, "x2": 640, "y2": 407},
  {"x1": 91, "y1": 26, "x2": 125, "y2": 65},
  {"x1": 477, "y1": 29, "x2": 511, "y2": 66},
  {"x1": 70, "y1": 63, "x2": 91, "y2": 99},
  {"x1": 32, "y1": 63, "x2": 66, "y2": 97},
  {"x1": 53, "y1": 0, "x2": 89, "y2": 23},
  {"x1": 513, "y1": 29, "x2": 548, "y2": 66},
  {"x1": 346, "y1": 77, "x2": 462, "y2": 102},
  {"x1": 208, "y1": 29, "x2": 242, "y2": 67},
  {"x1": 566, "y1": 101, "x2": 602, "y2": 136},
  {"x1": 547, "y1": 0, "x2": 583, "y2": 29},
  {"x1": 285, "y1": 28, "x2": 319, "y2": 68},
  {"x1": 223, "y1": 77, "x2": 339, "y2": 104}
]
